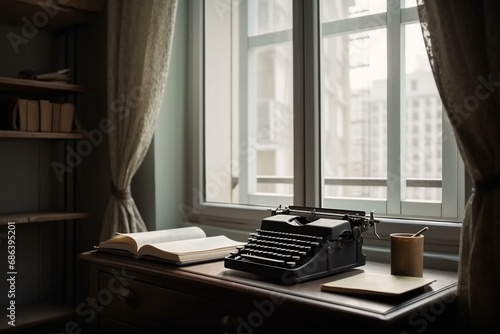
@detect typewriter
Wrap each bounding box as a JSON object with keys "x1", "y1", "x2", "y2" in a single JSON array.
[{"x1": 224, "y1": 205, "x2": 380, "y2": 284}]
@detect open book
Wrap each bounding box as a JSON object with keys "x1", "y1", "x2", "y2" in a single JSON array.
[{"x1": 97, "y1": 226, "x2": 245, "y2": 265}]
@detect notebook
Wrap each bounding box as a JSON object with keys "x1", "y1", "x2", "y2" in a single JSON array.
[{"x1": 321, "y1": 272, "x2": 436, "y2": 296}]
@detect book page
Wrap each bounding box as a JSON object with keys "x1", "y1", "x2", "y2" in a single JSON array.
[
  {"x1": 99, "y1": 226, "x2": 207, "y2": 253},
  {"x1": 98, "y1": 235, "x2": 137, "y2": 253},
  {"x1": 123, "y1": 226, "x2": 207, "y2": 250},
  {"x1": 138, "y1": 235, "x2": 245, "y2": 262}
]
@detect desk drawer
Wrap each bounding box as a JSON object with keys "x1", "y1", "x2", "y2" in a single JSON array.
[{"x1": 98, "y1": 271, "x2": 227, "y2": 329}]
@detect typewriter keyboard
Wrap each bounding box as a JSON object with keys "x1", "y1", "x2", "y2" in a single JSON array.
[{"x1": 230, "y1": 229, "x2": 324, "y2": 268}]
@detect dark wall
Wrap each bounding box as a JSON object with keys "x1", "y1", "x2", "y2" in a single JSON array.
[{"x1": 72, "y1": 8, "x2": 109, "y2": 306}]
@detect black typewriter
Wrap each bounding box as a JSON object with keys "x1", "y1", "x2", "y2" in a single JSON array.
[{"x1": 224, "y1": 205, "x2": 380, "y2": 284}]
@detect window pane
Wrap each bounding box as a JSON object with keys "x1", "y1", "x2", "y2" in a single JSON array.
[
  {"x1": 205, "y1": 0, "x2": 293, "y2": 206},
  {"x1": 402, "y1": 0, "x2": 417, "y2": 9},
  {"x1": 404, "y1": 23, "x2": 442, "y2": 201},
  {"x1": 205, "y1": 0, "x2": 237, "y2": 204},
  {"x1": 252, "y1": 43, "x2": 294, "y2": 200},
  {"x1": 321, "y1": 26, "x2": 388, "y2": 202},
  {"x1": 321, "y1": 0, "x2": 386, "y2": 21},
  {"x1": 249, "y1": 0, "x2": 292, "y2": 35}
]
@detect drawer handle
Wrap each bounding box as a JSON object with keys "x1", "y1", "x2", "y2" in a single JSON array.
[{"x1": 117, "y1": 288, "x2": 135, "y2": 307}]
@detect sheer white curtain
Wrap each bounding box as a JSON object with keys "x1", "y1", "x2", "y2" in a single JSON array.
[
  {"x1": 100, "y1": 0, "x2": 178, "y2": 241},
  {"x1": 417, "y1": 0, "x2": 500, "y2": 331}
]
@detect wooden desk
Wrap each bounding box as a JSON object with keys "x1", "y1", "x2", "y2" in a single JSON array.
[{"x1": 78, "y1": 251, "x2": 458, "y2": 333}]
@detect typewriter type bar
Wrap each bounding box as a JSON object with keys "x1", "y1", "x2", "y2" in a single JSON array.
[{"x1": 271, "y1": 205, "x2": 366, "y2": 219}]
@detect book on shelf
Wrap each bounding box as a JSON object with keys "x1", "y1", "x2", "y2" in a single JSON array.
[
  {"x1": 320, "y1": 272, "x2": 436, "y2": 297},
  {"x1": 39, "y1": 99, "x2": 53, "y2": 132},
  {"x1": 59, "y1": 102, "x2": 74, "y2": 132},
  {"x1": 9, "y1": 98, "x2": 45, "y2": 132},
  {"x1": 11, "y1": 98, "x2": 28, "y2": 131},
  {"x1": 96, "y1": 226, "x2": 245, "y2": 265},
  {"x1": 52, "y1": 103, "x2": 61, "y2": 132},
  {"x1": 26, "y1": 100, "x2": 39, "y2": 132}
]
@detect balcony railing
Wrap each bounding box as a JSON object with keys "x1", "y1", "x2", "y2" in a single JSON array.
[{"x1": 254, "y1": 176, "x2": 442, "y2": 188}]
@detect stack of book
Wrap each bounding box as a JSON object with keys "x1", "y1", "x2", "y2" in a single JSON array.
[
  {"x1": 11, "y1": 98, "x2": 75, "y2": 133},
  {"x1": 35, "y1": 69, "x2": 70, "y2": 83}
]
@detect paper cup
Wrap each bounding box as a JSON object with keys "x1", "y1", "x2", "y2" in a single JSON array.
[{"x1": 390, "y1": 233, "x2": 424, "y2": 277}]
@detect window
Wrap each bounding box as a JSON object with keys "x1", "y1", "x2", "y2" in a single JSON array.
[{"x1": 189, "y1": 0, "x2": 464, "y2": 263}]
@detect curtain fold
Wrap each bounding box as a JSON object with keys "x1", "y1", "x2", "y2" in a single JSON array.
[
  {"x1": 417, "y1": 0, "x2": 500, "y2": 330},
  {"x1": 100, "y1": 0, "x2": 178, "y2": 241}
]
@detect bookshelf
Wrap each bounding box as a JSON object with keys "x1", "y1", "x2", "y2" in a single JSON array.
[
  {"x1": 0, "y1": 0, "x2": 103, "y2": 331},
  {"x1": 0, "y1": 76, "x2": 86, "y2": 93},
  {"x1": 0, "y1": 0, "x2": 97, "y2": 32},
  {"x1": 0, "y1": 76, "x2": 87, "y2": 138},
  {"x1": 0, "y1": 130, "x2": 84, "y2": 139},
  {"x1": 0, "y1": 212, "x2": 89, "y2": 226}
]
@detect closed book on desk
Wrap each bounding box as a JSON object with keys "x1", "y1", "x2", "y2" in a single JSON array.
[
  {"x1": 97, "y1": 226, "x2": 245, "y2": 265},
  {"x1": 321, "y1": 272, "x2": 436, "y2": 297}
]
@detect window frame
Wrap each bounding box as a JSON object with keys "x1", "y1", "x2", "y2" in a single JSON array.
[{"x1": 186, "y1": 0, "x2": 465, "y2": 270}]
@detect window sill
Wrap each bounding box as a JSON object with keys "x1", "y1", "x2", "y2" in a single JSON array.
[
  {"x1": 183, "y1": 216, "x2": 461, "y2": 273},
  {"x1": 363, "y1": 245, "x2": 459, "y2": 272}
]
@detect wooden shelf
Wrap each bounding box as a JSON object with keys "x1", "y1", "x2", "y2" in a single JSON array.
[
  {"x1": 0, "y1": 301, "x2": 75, "y2": 332},
  {"x1": 0, "y1": 76, "x2": 86, "y2": 94},
  {"x1": 0, "y1": 212, "x2": 89, "y2": 225},
  {"x1": 0, "y1": 0, "x2": 102, "y2": 32},
  {"x1": 0, "y1": 130, "x2": 84, "y2": 140}
]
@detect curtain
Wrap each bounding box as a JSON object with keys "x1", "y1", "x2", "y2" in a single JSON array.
[
  {"x1": 417, "y1": 0, "x2": 500, "y2": 331},
  {"x1": 100, "y1": 0, "x2": 178, "y2": 241}
]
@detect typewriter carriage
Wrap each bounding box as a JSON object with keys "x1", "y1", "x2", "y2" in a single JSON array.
[{"x1": 271, "y1": 205, "x2": 381, "y2": 241}]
